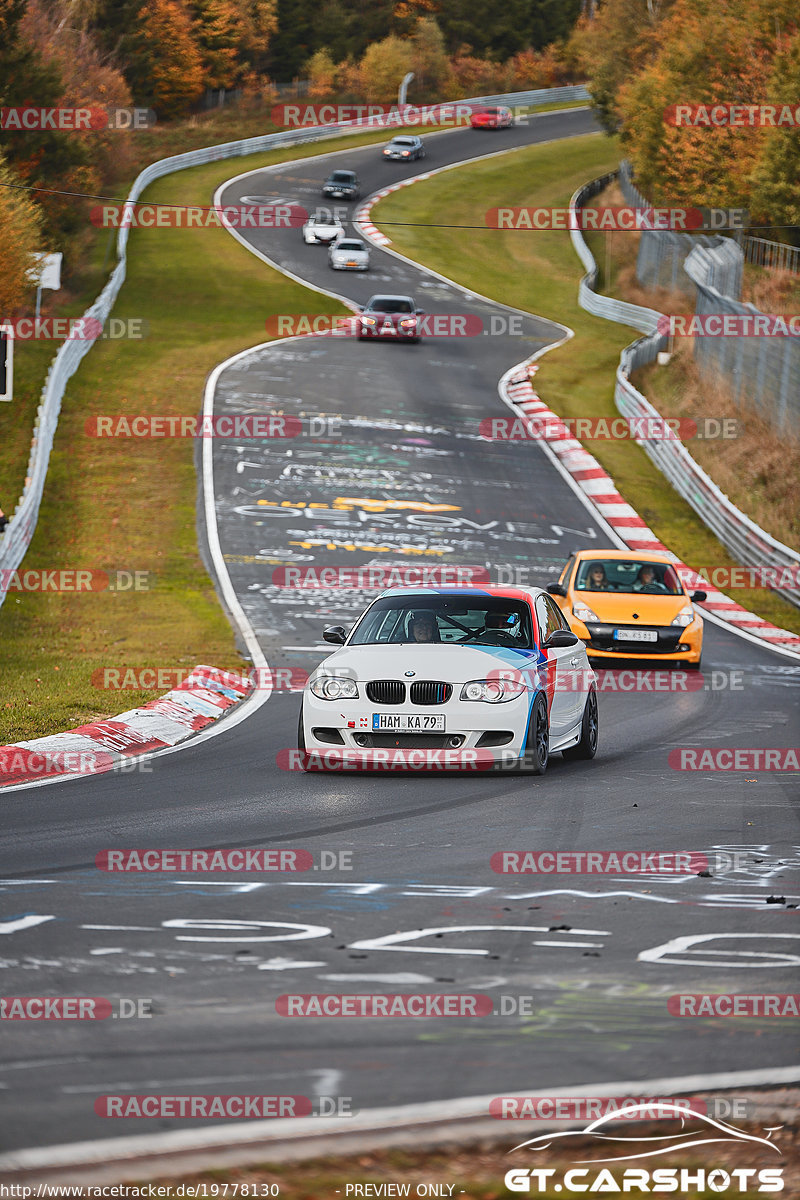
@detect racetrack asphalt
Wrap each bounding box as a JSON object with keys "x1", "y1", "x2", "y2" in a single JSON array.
[{"x1": 1, "y1": 107, "x2": 798, "y2": 1159}]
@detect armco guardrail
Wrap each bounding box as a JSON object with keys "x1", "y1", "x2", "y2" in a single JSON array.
[
  {"x1": 569, "y1": 171, "x2": 800, "y2": 610},
  {"x1": 0, "y1": 85, "x2": 589, "y2": 612}
]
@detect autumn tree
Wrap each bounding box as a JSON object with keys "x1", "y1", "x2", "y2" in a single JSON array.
[
  {"x1": 0, "y1": 0, "x2": 95, "y2": 240},
  {"x1": 410, "y1": 17, "x2": 451, "y2": 95},
  {"x1": 0, "y1": 150, "x2": 45, "y2": 318},
  {"x1": 306, "y1": 47, "x2": 337, "y2": 96},
  {"x1": 749, "y1": 29, "x2": 800, "y2": 227},
  {"x1": 122, "y1": 0, "x2": 205, "y2": 118},
  {"x1": 569, "y1": 0, "x2": 672, "y2": 132},
  {"x1": 617, "y1": 0, "x2": 799, "y2": 212},
  {"x1": 235, "y1": 0, "x2": 278, "y2": 70},
  {"x1": 191, "y1": 0, "x2": 244, "y2": 90},
  {"x1": 359, "y1": 34, "x2": 413, "y2": 101}
]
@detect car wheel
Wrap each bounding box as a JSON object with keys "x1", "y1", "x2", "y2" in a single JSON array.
[
  {"x1": 522, "y1": 693, "x2": 549, "y2": 775},
  {"x1": 562, "y1": 688, "x2": 599, "y2": 762}
]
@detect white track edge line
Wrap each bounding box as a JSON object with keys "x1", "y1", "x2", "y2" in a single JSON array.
[{"x1": 3, "y1": 1064, "x2": 797, "y2": 1173}]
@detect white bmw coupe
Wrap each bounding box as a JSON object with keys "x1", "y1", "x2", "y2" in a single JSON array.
[{"x1": 297, "y1": 587, "x2": 598, "y2": 773}]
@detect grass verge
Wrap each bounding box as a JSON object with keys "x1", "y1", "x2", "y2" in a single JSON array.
[
  {"x1": 370, "y1": 134, "x2": 800, "y2": 636},
  {"x1": 0, "y1": 129, "x2": 415, "y2": 745}
]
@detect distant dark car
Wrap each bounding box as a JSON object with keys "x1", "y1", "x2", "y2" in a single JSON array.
[
  {"x1": 322, "y1": 170, "x2": 360, "y2": 200},
  {"x1": 357, "y1": 295, "x2": 424, "y2": 343},
  {"x1": 382, "y1": 136, "x2": 426, "y2": 161},
  {"x1": 470, "y1": 105, "x2": 513, "y2": 129}
]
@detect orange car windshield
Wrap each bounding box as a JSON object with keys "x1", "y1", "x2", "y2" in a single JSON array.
[{"x1": 575, "y1": 560, "x2": 682, "y2": 595}]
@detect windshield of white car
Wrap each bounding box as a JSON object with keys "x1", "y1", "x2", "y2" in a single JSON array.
[
  {"x1": 348, "y1": 597, "x2": 534, "y2": 647},
  {"x1": 365, "y1": 298, "x2": 414, "y2": 313},
  {"x1": 389, "y1": 138, "x2": 415, "y2": 146},
  {"x1": 575, "y1": 559, "x2": 683, "y2": 595},
  {"x1": 335, "y1": 241, "x2": 364, "y2": 251}
]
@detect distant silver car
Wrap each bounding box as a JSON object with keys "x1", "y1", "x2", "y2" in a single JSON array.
[
  {"x1": 329, "y1": 237, "x2": 370, "y2": 271},
  {"x1": 382, "y1": 135, "x2": 426, "y2": 161},
  {"x1": 302, "y1": 214, "x2": 345, "y2": 245}
]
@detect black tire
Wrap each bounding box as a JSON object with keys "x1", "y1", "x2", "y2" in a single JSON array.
[
  {"x1": 562, "y1": 688, "x2": 599, "y2": 762},
  {"x1": 522, "y1": 693, "x2": 549, "y2": 775}
]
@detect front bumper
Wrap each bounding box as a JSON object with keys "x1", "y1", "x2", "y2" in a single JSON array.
[
  {"x1": 570, "y1": 616, "x2": 703, "y2": 662},
  {"x1": 302, "y1": 691, "x2": 530, "y2": 764}
]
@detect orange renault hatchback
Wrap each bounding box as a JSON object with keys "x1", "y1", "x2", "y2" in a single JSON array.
[{"x1": 547, "y1": 549, "x2": 706, "y2": 668}]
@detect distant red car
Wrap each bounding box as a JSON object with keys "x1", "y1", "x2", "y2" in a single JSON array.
[
  {"x1": 470, "y1": 105, "x2": 513, "y2": 129},
  {"x1": 357, "y1": 295, "x2": 423, "y2": 343}
]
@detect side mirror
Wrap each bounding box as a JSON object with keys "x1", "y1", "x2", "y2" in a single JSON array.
[
  {"x1": 546, "y1": 582, "x2": 567, "y2": 597},
  {"x1": 322, "y1": 625, "x2": 346, "y2": 645},
  {"x1": 416, "y1": 308, "x2": 425, "y2": 314},
  {"x1": 690, "y1": 590, "x2": 707, "y2": 603},
  {"x1": 543, "y1": 629, "x2": 580, "y2": 649}
]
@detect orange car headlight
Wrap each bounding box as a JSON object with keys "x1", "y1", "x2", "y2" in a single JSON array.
[{"x1": 671, "y1": 604, "x2": 695, "y2": 627}]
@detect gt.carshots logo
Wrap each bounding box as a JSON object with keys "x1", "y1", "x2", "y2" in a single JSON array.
[{"x1": 504, "y1": 1103, "x2": 785, "y2": 1193}]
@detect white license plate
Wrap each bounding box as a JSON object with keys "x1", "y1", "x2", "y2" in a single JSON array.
[
  {"x1": 372, "y1": 714, "x2": 445, "y2": 731},
  {"x1": 614, "y1": 628, "x2": 658, "y2": 642}
]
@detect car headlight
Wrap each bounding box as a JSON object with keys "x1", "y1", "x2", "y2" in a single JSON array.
[
  {"x1": 360, "y1": 316, "x2": 376, "y2": 326},
  {"x1": 572, "y1": 602, "x2": 599, "y2": 622},
  {"x1": 310, "y1": 676, "x2": 358, "y2": 700},
  {"x1": 399, "y1": 317, "x2": 417, "y2": 328},
  {"x1": 460, "y1": 679, "x2": 526, "y2": 703},
  {"x1": 671, "y1": 604, "x2": 695, "y2": 627}
]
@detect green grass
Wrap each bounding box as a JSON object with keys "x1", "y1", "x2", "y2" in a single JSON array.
[
  {"x1": 1, "y1": 131, "x2": 399, "y2": 744},
  {"x1": 370, "y1": 132, "x2": 800, "y2": 637}
]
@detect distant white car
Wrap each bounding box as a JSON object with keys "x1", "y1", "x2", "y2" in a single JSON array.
[
  {"x1": 297, "y1": 586, "x2": 599, "y2": 773},
  {"x1": 303, "y1": 214, "x2": 345, "y2": 245},
  {"x1": 329, "y1": 237, "x2": 370, "y2": 271}
]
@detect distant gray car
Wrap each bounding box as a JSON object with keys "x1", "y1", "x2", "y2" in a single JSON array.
[
  {"x1": 382, "y1": 135, "x2": 426, "y2": 161},
  {"x1": 329, "y1": 238, "x2": 370, "y2": 271}
]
